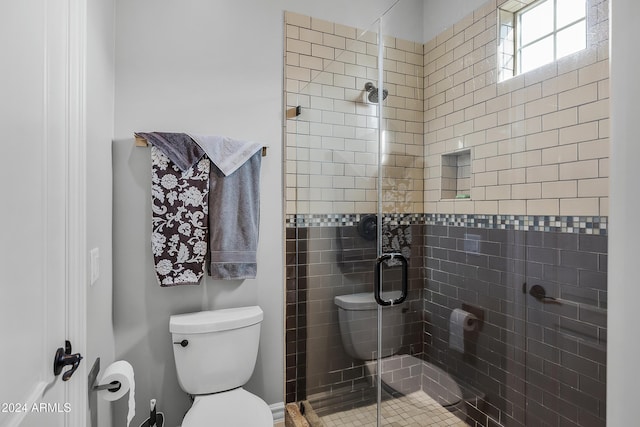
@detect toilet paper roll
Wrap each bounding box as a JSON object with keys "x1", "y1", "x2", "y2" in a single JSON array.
[
  {"x1": 98, "y1": 360, "x2": 136, "y2": 427},
  {"x1": 449, "y1": 308, "x2": 477, "y2": 353}
]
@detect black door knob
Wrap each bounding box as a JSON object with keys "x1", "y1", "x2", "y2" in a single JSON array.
[{"x1": 53, "y1": 341, "x2": 83, "y2": 381}]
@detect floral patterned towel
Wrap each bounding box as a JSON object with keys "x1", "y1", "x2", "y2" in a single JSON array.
[
  {"x1": 151, "y1": 146, "x2": 210, "y2": 286},
  {"x1": 382, "y1": 221, "x2": 412, "y2": 267}
]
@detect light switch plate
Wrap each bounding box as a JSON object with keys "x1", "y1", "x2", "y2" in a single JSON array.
[{"x1": 90, "y1": 248, "x2": 100, "y2": 286}]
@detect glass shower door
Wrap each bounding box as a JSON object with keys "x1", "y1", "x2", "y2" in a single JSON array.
[
  {"x1": 371, "y1": 10, "x2": 472, "y2": 425},
  {"x1": 284, "y1": 10, "x2": 387, "y2": 422},
  {"x1": 284, "y1": 5, "x2": 451, "y2": 425}
]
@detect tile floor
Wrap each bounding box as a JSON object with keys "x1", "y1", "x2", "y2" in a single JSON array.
[{"x1": 319, "y1": 391, "x2": 467, "y2": 427}]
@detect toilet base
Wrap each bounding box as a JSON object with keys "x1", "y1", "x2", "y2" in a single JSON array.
[{"x1": 181, "y1": 388, "x2": 272, "y2": 427}]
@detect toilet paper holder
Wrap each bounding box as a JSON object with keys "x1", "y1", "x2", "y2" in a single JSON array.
[
  {"x1": 461, "y1": 303, "x2": 484, "y2": 331},
  {"x1": 88, "y1": 358, "x2": 122, "y2": 393},
  {"x1": 94, "y1": 381, "x2": 122, "y2": 392}
]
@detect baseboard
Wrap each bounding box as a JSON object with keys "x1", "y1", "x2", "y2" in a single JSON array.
[{"x1": 270, "y1": 401, "x2": 285, "y2": 422}]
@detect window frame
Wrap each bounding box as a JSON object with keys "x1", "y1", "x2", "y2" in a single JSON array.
[{"x1": 514, "y1": 0, "x2": 587, "y2": 75}]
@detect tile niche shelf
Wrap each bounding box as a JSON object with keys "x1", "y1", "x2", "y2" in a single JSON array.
[{"x1": 441, "y1": 150, "x2": 471, "y2": 200}]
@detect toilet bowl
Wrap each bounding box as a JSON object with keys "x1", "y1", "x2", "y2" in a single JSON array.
[
  {"x1": 170, "y1": 306, "x2": 273, "y2": 427},
  {"x1": 335, "y1": 292, "x2": 466, "y2": 417}
]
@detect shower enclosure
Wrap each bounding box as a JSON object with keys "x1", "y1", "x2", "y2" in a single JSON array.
[{"x1": 284, "y1": 1, "x2": 608, "y2": 426}]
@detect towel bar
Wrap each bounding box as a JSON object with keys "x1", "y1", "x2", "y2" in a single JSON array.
[{"x1": 134, "y1": 135, "x2": 267, "y2": 156}]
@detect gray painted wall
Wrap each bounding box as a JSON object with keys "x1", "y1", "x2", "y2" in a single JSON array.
[
  {"x1": 609, "y1": 0, "x2": 640, "y2": 424},
  {"x1": 86, "y1": 0, "x2": 115, "y2": 425},
  {"x1": 112, "y1": 141, "x2": 283, "y2": 427}
]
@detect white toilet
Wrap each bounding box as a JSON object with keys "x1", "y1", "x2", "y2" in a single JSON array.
[
  {"x1": 335, "y1": 292, "x2": 467, "y2": 417},
  {"x1": 169, "y1": 306, "x2": 273, "y2": 426}
]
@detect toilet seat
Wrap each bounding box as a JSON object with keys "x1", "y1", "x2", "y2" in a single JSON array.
[{"x1": 181, "y1": 388, "x2": 272, "y2": 426}]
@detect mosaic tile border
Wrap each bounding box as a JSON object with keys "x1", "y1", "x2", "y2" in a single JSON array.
[
  {"x1": 285, "y1": 213, "x2": 425, "y2": 228},
  {"x1": 285, "y1": 213, "x2": 608, "y2": 235}
]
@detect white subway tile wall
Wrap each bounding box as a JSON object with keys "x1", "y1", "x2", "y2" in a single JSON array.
[
  {"x1": 285, "y1": 12, "x2": 424, "y2": 215},
  {"x1": 285, "y1": 0, "x2": 609, "y2": 218},
  {"x1": 425, "y1": 0, "x2": 609, "y2": 216}
]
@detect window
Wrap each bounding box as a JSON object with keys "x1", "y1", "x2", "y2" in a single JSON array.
[{"x1": 498, "y1": 0, "x2": 587, "y2": 80}]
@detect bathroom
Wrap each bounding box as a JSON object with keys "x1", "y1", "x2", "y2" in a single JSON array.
[{"x1": 1, "y1": 0, "x2": 637, "y2": 426}]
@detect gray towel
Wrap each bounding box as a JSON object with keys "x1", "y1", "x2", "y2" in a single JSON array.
[
  {"x1": 136, "y1": 132, "x2": 205, "y2": 171},
  {"x1": 189, "y1": 134, "x2": 262, "y2": 176},
  {"x1": 208, "y1": 151, "x2": 261, "y2": 279}
]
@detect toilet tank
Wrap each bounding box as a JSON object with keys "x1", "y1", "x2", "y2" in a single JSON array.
[
  {"x1": 334, "y1": 292, "x2": 404, "y2": 361},
  {"x1": 170, "y1": 306, "x2": 263, "y2": 395}
]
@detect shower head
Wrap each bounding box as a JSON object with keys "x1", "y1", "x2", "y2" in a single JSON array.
[{"x1": 364, "y1": 82, "x2": 388, "y2": 103}]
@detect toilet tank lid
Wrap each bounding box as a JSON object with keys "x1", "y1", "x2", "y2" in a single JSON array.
[
  {"x1": 170, "y1": 306, "x2": 263, "y2": 334},
  {"x1": 334, "y1": 291, "x2": 402, "y2": 310}
]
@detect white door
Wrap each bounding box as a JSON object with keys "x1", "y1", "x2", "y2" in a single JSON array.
[{"x1": 0, "y1": 1, "x2": 86, "y2": 426}]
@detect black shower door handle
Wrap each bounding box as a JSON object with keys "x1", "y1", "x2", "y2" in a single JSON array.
[{"x1": 374, "y1": 253, "x2": 408, "y2": 306}]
